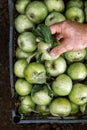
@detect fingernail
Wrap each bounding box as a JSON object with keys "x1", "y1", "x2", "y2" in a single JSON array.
[{"x1": 50, "y1": 52, "x2": 56, "y2": 57}]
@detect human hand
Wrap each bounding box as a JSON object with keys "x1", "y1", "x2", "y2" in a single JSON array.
[{"x1": 50, "y1": 20, "x2": 87, "y2": 57}]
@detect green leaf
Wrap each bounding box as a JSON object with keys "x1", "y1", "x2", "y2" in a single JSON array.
[
  {"x1": 38, "y1": 24, "x2": 53, "y2": 43},
  {"x1": 33, "y1": 24, "x2": 53, "y2": 45}
]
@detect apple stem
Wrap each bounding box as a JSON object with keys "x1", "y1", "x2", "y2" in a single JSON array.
[
  {"x1": 45, "y1": 83, "x2": 53, "y2": 98},
  {"x1": 27, "y1": 52, "x2": 37, "y2": 63}
]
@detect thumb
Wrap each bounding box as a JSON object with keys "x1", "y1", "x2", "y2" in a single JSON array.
[
  {"x1": 50, "y1": 23, "x2": 62, "y2": 35},
  {"x1": 50, "y1": 44, "x2": 67, "y2": 57}
]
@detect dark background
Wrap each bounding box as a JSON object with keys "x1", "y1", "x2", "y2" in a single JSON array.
[{"x1": 1, "y1": 0, "x2": 87, "y2": 129}]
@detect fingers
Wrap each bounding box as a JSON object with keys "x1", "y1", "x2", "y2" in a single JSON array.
[
  {"x1": 50, "y1": 22, "x2": 62, "y2": 35},
  {"x1": 50, "y1": 44, "x2": 67, "y2": 57},
  {"x1": 55, "y1": 33, "x2": 63, "y2": 40}
]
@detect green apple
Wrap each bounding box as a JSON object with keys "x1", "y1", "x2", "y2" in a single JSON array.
[
  {"x1": 64, "y1": 49, "x2": 86, "y2": 62},
  {"x1": 45, "y1": 56, "x2": 67, "y2": 77},
  {"x1": 65, "y1": 7, "x2": 84, "y2": 23},
  {"x1": 37, "y1": 42, "x2": 60, "y2": 61},
  {"x1": 15, "y1": 47, "x2": 33, "y2": 59},
  {"x1": 24, "y1": 62, "x2": 46, "y2": 84},
  {"x1": 41, "y1": 51, "x2": 59, "y2": 61},
  {"x1": 14, "y1": 15, "x2": 34, "y2": 33},
  {"x1": 31, "y1": 85, "x2": 52, "y2": 105},
  {"x1": 66, "y1": 0, "x2": 83, "y2": 9},
  {"x1": 14, "y1": 59, "x2": 28, "y2": 78},
  {"x1": 36, "y1": 105, "x2": 50, "y2": 115},
  {"x1": 70, "y1": 102, "x2": 79, "y2": 114},
  {"x1": 84, "y1": 48, "x2": 87, "y2": 60},
  {"x1": 80, "y1": 103, "x2": 87, "y2": 113},
  {"x1": 45, "y1": 11, "x2": 66, "y2": 26},
  {"x1": 44, "y1": 0, "x2": 65, "y2": 13},
  {"x1": 17, "y1": 32, "x2": 37, "y2": 53},
  {"x1": 49, "y1": 98, "x2": 71, "y2": 117},
  {"x1": 84, "y1": 0, "x2": 87, "y2": 7},
  {"x1": 15, "y1": 78, "x2": 32, "y2": 96},
  {"x1": 67, "y1": 62, "x2": 87, "y2": 81},
  {"x1": 69, "y1": 83, "x2": 87, "y2": 105},
  {"x1": 26, "y1": 1, "x2": 48, "y2": 24},
  {"x1": 84, "y1": 7, "x2": 87, "y2": 22},
  {"x1": 52, "y1": 74, "x2": 72, "y2": 96},
  {"x1": 15, "y1": 0, "x2": 30, "y2": 14},
  {"x1": 37, "y1": 42, "x2": 51, "y2": 53},
  {"x1": 19, "y1": 95, "x2": 35, "y2": 114}
]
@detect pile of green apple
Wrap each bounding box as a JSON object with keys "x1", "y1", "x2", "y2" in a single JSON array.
[{"x1": 14, "y1": 0, "x2": 87, "y2": 117}]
